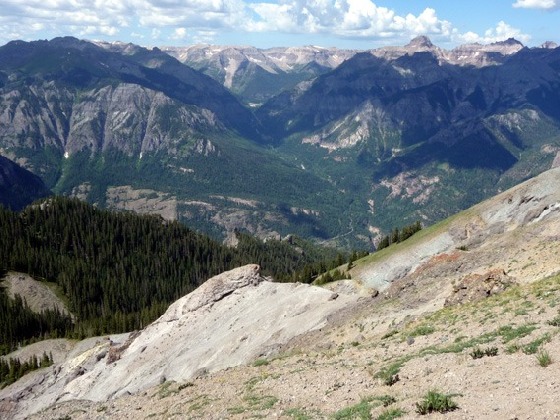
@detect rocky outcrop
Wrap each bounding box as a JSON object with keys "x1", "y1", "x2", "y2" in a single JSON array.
[
  {"x1": 0, "y1": 265, "x2": 358, "y2": 419},
  {"x1": 444, "y1": 269, "x2": 516, "y2": 306}
]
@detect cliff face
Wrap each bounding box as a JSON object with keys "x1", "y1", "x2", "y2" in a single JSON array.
[{"x1": 0, "y1": 83, "x2": 223, "y2": 157}]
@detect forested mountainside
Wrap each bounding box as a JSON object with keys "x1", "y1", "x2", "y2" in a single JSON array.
[
  {"x1": 1, "y1": 36, "x2": 559, "y2": 249},
  {"x1": 0, "y1": 197, "x2": 343, "y2": 355}
]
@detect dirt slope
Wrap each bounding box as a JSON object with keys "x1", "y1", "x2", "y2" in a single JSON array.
[
  {"x1": 21, "y1": 274, "x2": 560, "y2": 420},
  {"x1": 0, "y1": 265, "x2": 359, "y2": 419},
  {"x1": 1, "y1": 272, "x2": 71, "y2": 317}
]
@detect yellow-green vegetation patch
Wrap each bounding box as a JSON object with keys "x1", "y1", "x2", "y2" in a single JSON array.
[
  {"x1": 156, "y1": 380, "x2": 180, "y2": 399},
  {"x1": 536, "y1": 349, "x2": 553, "y2": 367},
  {"x1": 372, "y1": 274, "x2": 560, "y2": 384},
  {"x1": 415, "y1": 390, "x2": 459, "y2": 415},
  {"x1": 406, "y1": 324, "x2": 436, "y2": 337},
  {"x1": 333, "y1": 395, "x2": 398, "y2": 420},
  {"x1": 188, "y1": 394, "x2": 214, "y2": 412},
  {"x1": 253, "y1": 358, "x2": 270, "y2": 367}
]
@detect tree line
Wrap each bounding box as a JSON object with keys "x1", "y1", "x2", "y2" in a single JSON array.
[
  {"x1": 0, "y1": 197, "x2": 355, "y2": 353},
  {"x1": 0, "y1": 351, "x2": 53, "y2": 388},
  {"x1": 376, "y1": 220, "x2": 423, "y2": 250}
]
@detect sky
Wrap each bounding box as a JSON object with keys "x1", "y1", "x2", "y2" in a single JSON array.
[{"x1": 0, "y1": 0, "x2": 558, "y2": 50}]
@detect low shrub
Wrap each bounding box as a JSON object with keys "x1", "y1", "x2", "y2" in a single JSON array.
[{"x1": 415, "y1": 390, "x2": 458, "y2": 415}]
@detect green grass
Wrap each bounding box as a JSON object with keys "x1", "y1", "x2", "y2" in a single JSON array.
[
  {"x1": 408, "y1": 324, "x2": 435, "y2": 337},
  {"x1": 470, "y1": 346, "x2": 498, "y2": 359},
  {"x1": 374, "y1": 357, "x2": 412, "y2": 386},
  {"x1": 188, "y1": 395, "x2": 213, "y2": 412},
  {"x1": 381, "y1": 330, "x2": 399, "y2": 340},
  {"x1": 547, "y1": 315, "x2": 560, "y2": 327},
  {"x1": 536, "y1": 349, "x2": 553, "y2": 367},
  {"x1": 377, "y1": 408, "x2": 405, "y2": 420},
  {"x1": 283, "y1": 407, "x2": 314, "y2": 420},
  {"x1": 497, "y1": 324, "x2": 537, "y2": 343},
  {"x1": 332, "y1": 398, "x2": 371, "y2": 420},
  {"x1": 415, "y1": 390, "x2": 459, "y2": 415},
  {"x1": 522, "y1": 334, "x2": 552, "y2": 355},
  {"x1": 332, "y1": 395, "x2": 398, "y2": 420}
]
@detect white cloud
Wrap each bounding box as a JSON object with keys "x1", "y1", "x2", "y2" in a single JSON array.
[
  {"x1": 512, "y1": 0, "x2": 558, "y2": 9},
  {"x1": 247, "y1": 1, "x2": 454, "y2": 40},
  {"x1": 0, "y1": 0, "x2": 541, "y2": 47},
  {"x1": 458, "y1": 21, "x2": 531, "y2": 44},
  {"x1": 171, "y1": 27, "x2": 188, "y2": 40}
]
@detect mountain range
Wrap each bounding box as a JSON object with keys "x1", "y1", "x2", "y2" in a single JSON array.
[{"x1": 1, "y1": 36, "x2": 559, "y2": 248}]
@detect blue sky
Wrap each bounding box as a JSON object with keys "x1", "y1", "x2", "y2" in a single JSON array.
[{"x1": 0, "y1": 0, "x2": 557, "y2": 49}]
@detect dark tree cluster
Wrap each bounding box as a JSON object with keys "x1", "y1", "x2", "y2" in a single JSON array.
[
  {"x1": 0, "y1": 284, "x2": 73, "y2": 355},
  {"x1": 0, "y1": 351, "x2": 53, "y2": 388},
  {"x1": 0, "y1": 197, "x2": 344, "y2": 352},
  {"x1": 377, "y1": 221, "x2": 423, "y2": 250}
]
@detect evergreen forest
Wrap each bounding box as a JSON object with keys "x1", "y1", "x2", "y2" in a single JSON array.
[{"x1": 0, "y1": 197, "x2": 348, "y2": 355}]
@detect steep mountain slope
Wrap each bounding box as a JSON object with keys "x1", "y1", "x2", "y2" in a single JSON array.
[
  {"x1": 1, "y1": 265, "x2": 359, "y2": 419},
  {"x1": 0, "y1": 38, "x2": 349, "y2": 243},
  {"x1": 164, "y1": 38, "x2": 528, "y2": 105},
  {"x1": 1, "y1": 272, "x2": 70, "y2": 317},
  {"x1": 163, "y1": 45, "x2": 355, "y2": 104},
  {"x1": 2, "y1": 36, "x2": 560, "y2": 248},
  {"x1": 257, "y1": 39, "x2": 560, "y2": 243},
  {"x1": 0, "y1": 156, "x2": 51, "y2": 210},
  {"x1": 1, "y1": 167, "x2": 559, "y2": 419}
]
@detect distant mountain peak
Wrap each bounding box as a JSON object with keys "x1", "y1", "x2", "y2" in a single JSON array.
[
  {"x1": 406, "y1": 35, "x2": 434, "y2": 49},
  {"x1": 494, "y1": 37, "x2": 524, "y2": 47}
]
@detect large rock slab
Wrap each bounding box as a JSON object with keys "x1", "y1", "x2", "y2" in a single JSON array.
[{"x1": 0, "y1": 264, "x2": 358, "y2": 419}]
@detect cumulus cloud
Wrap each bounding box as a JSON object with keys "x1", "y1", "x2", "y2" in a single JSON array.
[
  {"x1": 512, "y1": 0, "x2": 558, "y2": 9},
  {"x1": 171, "y1": 28, "x2": 188, "y2": 40},
  {"x1": 0, "y1": 0, "x2": 457, "y2": 44},
  {"x1": 458, "y1": 21, "x2": 531, "y2": 44},
  {"x1": 247, "y1": 1, "x2": 454, "y2": 40},
  {"x1": 0, "y1": 0, "x2": 539, "y2": 47}
]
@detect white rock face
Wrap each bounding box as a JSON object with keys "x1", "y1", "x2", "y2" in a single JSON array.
[{"x1": 1, "y1": 265, "x2": 357, "y2": 419}]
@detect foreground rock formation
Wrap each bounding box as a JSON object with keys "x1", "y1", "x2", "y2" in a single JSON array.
[{"x1": 0, "y1": 265, "x2": 358, "y2": 419}]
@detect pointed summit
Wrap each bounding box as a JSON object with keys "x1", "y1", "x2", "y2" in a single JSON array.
[
  {"x1": 494, "y1": 37, "x2": 524, "y2": 47},
  {"x1": 406, "y1": 35, "x2": 434, "y2": 49}
]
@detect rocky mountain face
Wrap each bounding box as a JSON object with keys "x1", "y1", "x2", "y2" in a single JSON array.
[
  {"x1": 1, "y1": 36, "x2": 560, "y2": 248},
  {"x1": 0, "y1": 37, "x2": 347, "y2": 244},
  {"x1": 371, "y1": 36, "x2": 526, "y2": 66},
  {"x1": 1, "y1": 167, "x2": 559, "y2": 419},
  {"x1": 168, "y1": 37, "x2": 529, "y2": 105},
  {"x1": 256, "y1": 38, "x2": 560, "y2": 244},
  {"x1": 162, "y1": 45, "x2": 356, "y2": 104},
  {"x1": 0, "y1": 156, "x2": 50, "y2": 210},
  {"x1": 0, "y1": 264, "x2": 360, "y2": 419},
  {"x1": 0, "y1": 36, "x2": 257, "y2": 183}
]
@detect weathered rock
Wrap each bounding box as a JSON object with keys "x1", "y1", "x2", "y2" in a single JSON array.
[
  {"x1": 0, "y1": 264, "x2": 358, "y2": 419},
  {"x1": 444, "y1": 269, "x2": 516, "y2": 306}
]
